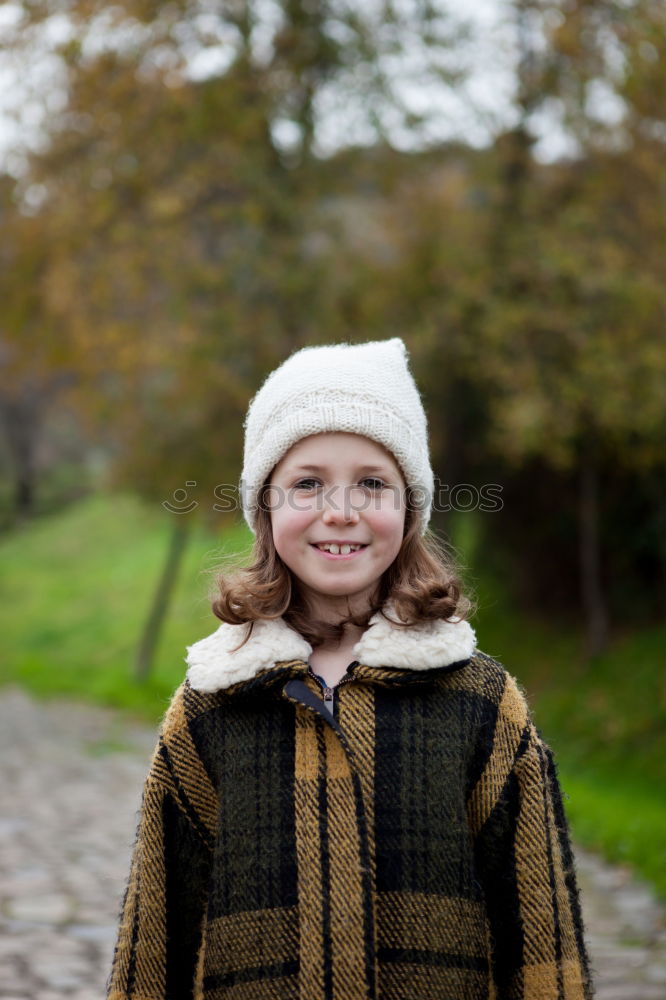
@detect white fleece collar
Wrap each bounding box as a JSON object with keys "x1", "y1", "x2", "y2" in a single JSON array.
[{"x1": 186, "y1": 606, "x2": 476, "y2": 694}]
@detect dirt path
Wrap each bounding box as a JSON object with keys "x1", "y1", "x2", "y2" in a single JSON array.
[{"x1": 0, "y1": 687, "x2": 664, "y2": 998}]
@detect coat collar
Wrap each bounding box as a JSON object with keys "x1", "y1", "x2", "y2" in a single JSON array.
[{"x1": 186, "y1": 604, "x2": 477, "y2": 694}]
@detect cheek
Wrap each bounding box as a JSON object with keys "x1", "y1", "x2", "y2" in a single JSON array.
[
  {"x1": 270, "y1": 509, "x2": 310, "y2": 553},
  {"x1": 370, "y1": 509, "x2": 405, "y2": 552},
  {"x1": 269, "y1": 516, "x2": 288, "y2": 557}
]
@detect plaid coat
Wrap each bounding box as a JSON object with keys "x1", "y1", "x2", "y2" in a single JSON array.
[{"x1": 107, "y1": 608, "x2": 593, "y2": 1000}]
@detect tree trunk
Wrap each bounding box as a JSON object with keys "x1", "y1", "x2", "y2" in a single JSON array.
[
  {"x1": 134, "y1": 518, "x2": 191, "y2": 682},
  {"x1": 578, "y1": 448, "x2": 609, "y2": 659},
  {"x1": 0, "y1": 396, "x2": 39, "y2": 522},
  {"x1": 14, "y1": 469, "x2": 36, "y2": 518},
  {"x1": 0, "y1": 372, "x2": 76, "y2": 524}
]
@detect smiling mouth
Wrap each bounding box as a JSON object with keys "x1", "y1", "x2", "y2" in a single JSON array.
[{"x1": 310, "y1": 542, "x2": 369, "y2": 556}]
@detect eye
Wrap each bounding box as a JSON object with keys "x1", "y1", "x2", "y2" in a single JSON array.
[
  {"x1": 293, "y1": 478, "x2": 321, "y2": 490},
  {"x1": 359, "y1": 477, "x2": 386, "y2": 490}
]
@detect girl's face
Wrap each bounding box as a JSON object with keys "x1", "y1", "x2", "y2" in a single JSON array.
[{"x1": 268, "y1": 432, "x2": 406, "y2": 620}]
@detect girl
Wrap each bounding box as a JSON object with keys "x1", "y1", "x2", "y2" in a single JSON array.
[{"x1": 107, "y1": 338, "x2": 593, "y2": 1000}]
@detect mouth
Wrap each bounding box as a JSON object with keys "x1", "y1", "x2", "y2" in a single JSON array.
[{"x1": 310, "y1": 542, "x2": 369, "y2": 558}]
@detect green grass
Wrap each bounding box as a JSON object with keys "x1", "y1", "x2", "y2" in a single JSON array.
[
  {"x1": 556, "y1": 770, "x2": 666, "y2": 899},
  {"x1": 0, "y1": 493, "x2": 251, "y2": 719},
  {"x1": 2, "y1": 496, "x2": 665, "y2": 898}
]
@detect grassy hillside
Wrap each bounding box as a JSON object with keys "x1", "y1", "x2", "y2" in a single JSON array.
[
  {"x1": 2, "y1": 494, "x2": 664, "y2": 897},
  {"x1": 0, "y1": 493, "x2": 250, "y2": 715}
]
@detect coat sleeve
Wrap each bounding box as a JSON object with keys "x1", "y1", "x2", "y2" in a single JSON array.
[
  {"x1": 471, "y1": 674, "x2": 594, "y2": 1000},
  {"x1": 106, "y1": 731, "x2": 214, "y2": 1000}
]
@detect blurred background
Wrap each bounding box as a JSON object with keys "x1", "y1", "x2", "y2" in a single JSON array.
[{"x1": 0, "y1": 0, "x2": 664, "y2": 913}]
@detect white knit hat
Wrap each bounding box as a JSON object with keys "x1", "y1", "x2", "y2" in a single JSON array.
[{"x1": 241, "y1": 338, "x2": 434, "y2": 534}]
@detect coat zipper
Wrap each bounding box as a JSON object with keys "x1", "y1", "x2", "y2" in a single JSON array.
[{"x1": 307, "y1": 661, "x2": 358, "y2": 717}]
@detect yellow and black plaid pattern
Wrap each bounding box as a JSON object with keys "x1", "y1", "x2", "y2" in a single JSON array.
[
  {"x1": 107, "y1": 654, "x2": 593, "y2": 1000},
  {"x1": 292, "y1": 674, "x2": 375, "y2": 999}
]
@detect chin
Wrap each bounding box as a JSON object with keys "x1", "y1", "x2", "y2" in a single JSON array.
[{"x1": 317, "y1": 586, "x2": 366, "y2": 599}]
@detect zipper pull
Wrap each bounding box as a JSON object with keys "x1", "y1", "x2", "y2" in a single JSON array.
[{"x1": 322, "y1": 686, "x2": 335, "y2": 714}]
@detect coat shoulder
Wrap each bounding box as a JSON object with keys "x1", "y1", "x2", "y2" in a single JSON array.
[
  {"x1": 158, "y1": 679, "x2": 225, "y2": 742},
  {"x1": 438, "y1": 648, "x2": 533, "y2": 718}
]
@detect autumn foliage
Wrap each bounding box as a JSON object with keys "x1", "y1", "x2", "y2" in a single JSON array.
[{"x1": 1, "y1": 0, "x2": 665, "y2": 656}]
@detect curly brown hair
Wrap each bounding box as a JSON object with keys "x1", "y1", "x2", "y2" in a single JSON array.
[{"x1": 211, "y1": 483, "x2": 472, "y2": 650}]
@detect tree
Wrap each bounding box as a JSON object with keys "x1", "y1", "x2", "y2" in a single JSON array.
[
  {"x1": 2, "y1": 0, "x2": 471, "y2": 674},
  {"x1": 0, "y1": 176, "x2": 82, "y2": 521},
  {"x1": 476, "y1": 0, "x2": 666, "y2": 655}
]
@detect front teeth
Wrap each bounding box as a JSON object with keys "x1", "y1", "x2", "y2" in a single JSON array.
[{"x1": 317, "y1": 543, "x2": 363, "y2": 554}]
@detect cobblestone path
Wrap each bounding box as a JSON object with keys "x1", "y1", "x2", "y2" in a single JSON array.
[{"x1": 1, "y1": 687, "x2": 664, "y2": 998}]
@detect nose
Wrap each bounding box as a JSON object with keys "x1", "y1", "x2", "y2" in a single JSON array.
[{"x1": 321, "y1": 484, "x2": 360, "y2": 525}]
